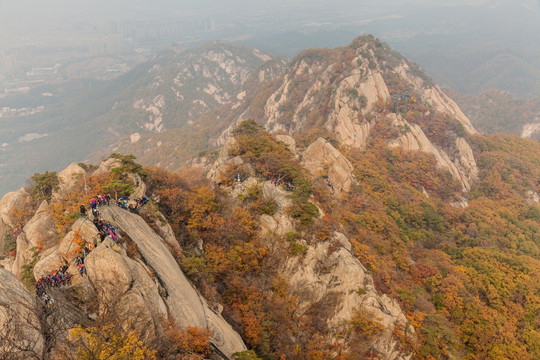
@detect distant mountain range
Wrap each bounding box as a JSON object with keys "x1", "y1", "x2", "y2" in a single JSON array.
[
  {"x1": 1, "y1": 21, "x2": 540, "y2": 196},
  {"x1": 0, "y1": 42, "x2": 284, "y2": 195}
]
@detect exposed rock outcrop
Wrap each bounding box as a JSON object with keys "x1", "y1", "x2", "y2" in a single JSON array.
[
  {"x1": 0, "y1": 218, "x2": 8, "y2": 257},
  {"x1": 521, "y1": 123, "x2": 540, "y2": 139},
  {"x1": 22, "y1": 201, "x2": 57, "y2": 250},
  {"x1": 327, "y1": 65, "x2": 388, "y2": 148},
  {"x1": 54, "y1": 162, "x2": 86, "y2": 199},
  {"x1": 99, "y1": 206, "x2": 246, "y2": 356},
  {"x1": 282, "y1": 233, "x2": 413, "y2": 360},
  {"x1": 85, "y1": 239, "x2": 167, "y2": 341},
  {"x1": 33, "y1": 218, "x2": 99, "y2": 279},
  {"x1": 388, "y1": 115, "x2": 478, "y2": 192},
  {"x1": 9, "y1": 201, "x2": 58, "y2": 277},
  {"x1": 526, "y1": 190, "x2": 540, "y2": 204},
  {"x1": 303, "y1": 138, "x2": 356, "y2": 194},
  {"x1": 422, "y1": 86, "x2": 477, "y2": 135},
  {"x1": 0, "y1": 269, "x2": 44, "y2": 356},
  {"x1": 94, "y1": 158, "x2": 122, "y2": 175},
  {"x1": 207, "y1": 138, "x2": 244, "y2": 183},
  {"x1": 11, "y1": 234, "x2": 32, "y2": 278},
  {"x1": 275, "y1": 134, "x2": 297, "y2": 154},
  {"x1": 0, "y1": 188, "x2": 29, "y2": 228}
]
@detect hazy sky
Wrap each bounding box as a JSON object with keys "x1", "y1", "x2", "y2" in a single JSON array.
[
  {"x1": 0, "y1": 0, "x2": 538, "y2": 54},
  {"x1": 0, "y1": 0, "x2": 498, "y2": 36}
]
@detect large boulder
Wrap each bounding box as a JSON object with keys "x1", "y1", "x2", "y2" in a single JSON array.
[
  {"x1": 94, "y1": 158, "x2": 122, "y2": 175},
  {"x1": 275, "y1": 134, "x2": 297, "y2": 154},
  {"x1": 207, "y1": 138, "x2": 244, "y2": 183},
  {"x1": 0, "y1": 269, "x2": 44, "y2": 356},
  {"x1": 100, "y1": 206, "x2": 247, "y2": 356},
  {"x1": 303, "y1": 138, "x2": 356, "y2": 194},
  {"x1": 32, "y1": 246, "x2": 65, "y2": 280},
  {"x1": 85, "y1": 240, "x2": 168, "y2": 340},
  {"x1": 11, "y1": 201, "x2": 59, "y2": 277},
  {"x1": 53, "y1": 162, "x2": 86, "y2": 199},
  {"x1": 282, "y1": 233, "x2": 413, "y2": 360},
  {"x1": 33, "y1": 218, "x2": 100, "y2": 279},
  {"x1": 23, "y1": 201, "x2": 57, "y2": 250},
  {"x1": 58, "y1": 218, "x2": 99, "y2": 256},
  {"x1": 0, "y1": 218, "x2": 9, "y2": 257},
  {"x1": 11, "y1": 234, "x2": 32, "y2": 278},
  {"x1": 0, "y1": 188, "x2": 30, "y2": 228}
]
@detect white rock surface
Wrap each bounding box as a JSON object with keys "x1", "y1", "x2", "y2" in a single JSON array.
[
  {"x1": 282, "y1": 233, "x2": 412, "y2": 360},
  {"x1": 100, "y1": 206, "x2": 247, "y2": 356},
  {"x1": 422, "y1": 86, "x2": 477, "y2": 135},
  {"x1": 33, "y1": 218, "x2": 99, "y2": 279},
  {"x1": 0, "y1": 188, "x2": 30, "y2": 228},
  {"x1": 22, "y1": 201, "x2": 57, "y2": 249},
  {"x1": 207, "y1": 138, "x2": 244, "y2": 182},
  {"x1": 94, "y1": 158, "x2": 122, "y2": 175},
  {"x1": 303, "y1": 138, "x2": 356, "y2": 193},
  {"x1": 85, "y1": 240, "x2": 168, "y2": 340},
  {"x1": 54, "y1": 162, "x2": 85, "y2": 199},
  {"x1": 526, "y1": 190, "x2": 540, "y2": 204},
  {"x1": 388, "y1": 116, "x2": 478, "y2": 192},
  {"x1": 275, "y1": 134, "x2": 297, "y2": 154}
]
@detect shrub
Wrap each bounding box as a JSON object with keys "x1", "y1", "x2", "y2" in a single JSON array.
[
  {"x1": 103, "y1": 181, "x2": 134, "y2": 199},
  {"x1": 21, "y1": 247, "x2": 39, "y2": 290},
  {"x1": 3, "y1": 230, "x2": 16, "y2": 253},
  {"x1": 109, "y1": 153, "x2": 147, "y2": 179},
  {"x1": 232, "y1": 350, "x2": 263, "y2": 360},
  {"x1": 29, "y1": 171, "x2": 59, "y2": 200},
  {"x1": 289, "y1": 241, "x2": 308, "y2": 255}
]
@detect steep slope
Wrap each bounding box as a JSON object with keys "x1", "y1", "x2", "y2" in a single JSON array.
[
  {"x1": 99, "y1": 206, "x2": 246, "y2": 356},
  {"x1": 226, "y1": 35, "x2": 478, "y2": 195},
  {"x1": 93, "y1": 57, "x2": 287, "y2": 171},
  {"x1": 2, "y1": 36, "x2": 540, "y2": 360},
  {"x1": 202, "y1": 118, "x2": 540, "y2": 359},
  {"x1": 0, "y1": 159, "x2": 248, "y2": 358}
]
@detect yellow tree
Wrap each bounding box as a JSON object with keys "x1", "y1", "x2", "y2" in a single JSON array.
[{"x1": 57, "y1": 325, "x2": 156, "y2": 360}]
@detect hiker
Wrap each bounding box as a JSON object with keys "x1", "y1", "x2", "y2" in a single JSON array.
[
  {"x1": 80, "y1": 204, "x2": 87, "y2": 217},
  {"x1": 78, "y1": 263, "x2": 85, "y2": 276},
  {"x1": 92, "y1": 207, "x2": 99, "y2": 218},
  {"x1": 135, "y1": 178, "x2": 140, "y2": 186}
]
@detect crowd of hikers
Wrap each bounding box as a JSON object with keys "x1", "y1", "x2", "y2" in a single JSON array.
[
  {"x1": 35, "y1": 265, "x2": 73, "y2": 304},
  {"x1": 270, "y1": 178, "x2": 295, "y2": 191},
  {"x1": 35, "y1": 190, "x2": 150, "y2": 304},
  {"x1": 118, "y1": 195, "x2": 149, "y2": 214},
  {"x1": 79, "y1": 194, "x2": 149, "y2": 217}
]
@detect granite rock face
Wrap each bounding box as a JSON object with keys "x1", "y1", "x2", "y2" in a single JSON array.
[
  {"x1": 282, "y1": 233, "x2": 413, "y2": 360},
  {"x1": 0, "y1": 269, "x2": 44, "y2": 357},
  {"x1": 99, "y1": 206, "x2": 247, "y2": 356},
  {"x1": 303, "y1": 137, "x2": 356, "y2": 194}
]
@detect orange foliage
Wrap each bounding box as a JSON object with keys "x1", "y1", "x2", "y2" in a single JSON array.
[{"x1": 161, "y1": 321, "x2": 212, "y2": 360}]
